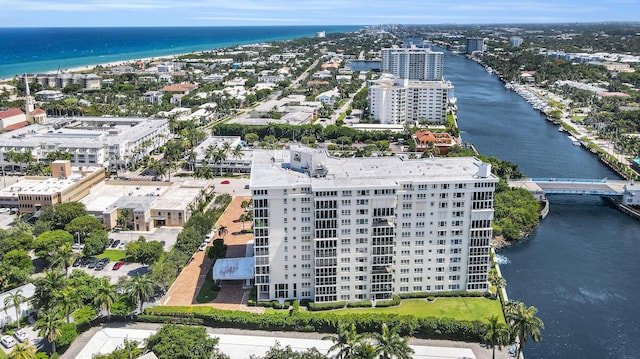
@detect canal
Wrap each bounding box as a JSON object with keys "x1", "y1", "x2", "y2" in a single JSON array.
[{"x1": 444, "y1": 50, "x2": 640, "y2": 358}]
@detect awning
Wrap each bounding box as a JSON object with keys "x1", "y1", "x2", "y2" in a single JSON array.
[{"x1": 213, "y1": 257, "x2": 255, "y2": 280}]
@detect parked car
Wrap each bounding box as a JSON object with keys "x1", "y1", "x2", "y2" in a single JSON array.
[
  {"x1": 72, "y1": 257, "x2": 82, "y2": 267},
  {"x1": 72, "y1": 243, "x2": 84, "y2": 250},
  {"x1": 118, "y1": 240, "x2": 127, "y2": 249},
  {"x1": 112, "y1": 261, "x2": 125, "y2": 270},
  {"x1": 95, "y1": 258, "x2": 109, "y2": 270},
  {"x1": 87, "y1": 258, "x2": 98, "y2": 269},
  {"x1": 108, "y1": 238, "x2": 114, "y2": 247},
  {"x1": 203, "y1": 236, "x2": 212, "y2": 243},
  {"x1": 220, "y1": 180, "x2": 230, "y2": 184},
  {"x1": 1, "y1": 335, "x2": 16, "y2": 348},
  {"x1": 111, "y1": 239, "x2": 120, "y2": 248},
  {"x1": 14, "y1": 329, "x2": 28, "y2": 343},
  {"x1": 198, "y1": 242, "x2": 208, "y2": 251},
  {"x1": 159, "y1": 240, "x2": 166, "y2": 247}
]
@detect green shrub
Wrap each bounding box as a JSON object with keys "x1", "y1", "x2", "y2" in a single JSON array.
[
  {"x1": 307, "y1": 301, "x2": 347, "y2": 311},
  {"x1": 375, "y1": 295, "x2": 401, "y2": 308},
  {"x1": 257, "y1": 301, "x2": 273, "y2": 308},
  {"x1": 55, "y1": 323, "x2": 79, "y2": 349},
  {"x1": 398, "y1": 291, "x2": 483, "y2": 299},
  {"x1": 346, "y1": 301, "x2": 372, "y2": 308},
  {"x1": 140, "y1": 305, "x2": 486, "y2": 342},
  {"x1": 247, "y1": 300, "x2": 256, "y2": 307}
]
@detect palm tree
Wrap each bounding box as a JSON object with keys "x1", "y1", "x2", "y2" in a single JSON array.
[
  {"x1": 3, "y1": 289, "x2": 27, "y2": 328},
  {"x1": 373, "y1": 323, "x2": 413, "y2": 359},
  {"x1": 124, "y1": 275, "x2": 156, "y2": 313},
  {"x1": 117, "y1": 208, "x2": 133, "y2": 230},
  {"x1": 35, "y1": 309, "x2": 63, "y2": 355},
  {"x1": 484, "y1": 315, "x2": 511, "y2": 359},
  {"x1": 488, "y1": 268, "x2": 507, "y2": 300},
  {"x1": 231, "y1": 145, "x2": 245, "y2": 161},
  {"x1": 8, "y1": 342, "x2": 37, "y2": 359},
  {"x1": 238, "y1": 213, "x2": 249, "y2": 231},
  {"x1": 241, "y1": 200, "x2": 251, "y2": 212},
  {"x1": 352, "y1": 341, "x2": 380, "y2": 359},
  {"x1": 93, "y1": 278, "x2": 117, "y2": 321},
  {"x1": 322, "y1": 323, "x2": 362, "y2": 359},
  {"x1": 51, "y1": 243, "x2": 76, "y2": 278},
  {"x1": 505, "y1": 301, "x2": 544, "y2": 359},
  {"x1": 217, "y1": 225, "x2": 228, "y2": 241},
  {"x1": 53, "y1": 286, "x2": 82, "y2": 323}
]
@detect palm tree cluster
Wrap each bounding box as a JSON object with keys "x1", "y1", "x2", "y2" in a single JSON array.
[
  {"x1": 322, "y1": 323, "x2": 414, "y2": 359},
  {"x1": 31, "y1": 267, "x2": 158, "y2": 356}
]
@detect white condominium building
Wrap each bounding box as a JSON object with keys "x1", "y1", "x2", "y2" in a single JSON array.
[
  {"x1": 381, "y1": 46, "x2": 444, "y2": 81},
  {"x1": 0, "y1": 117, "x2": 170, "y2": 170},
  {"x1": 368, "y1": 77, "x2": 453, "y2": 124},
  {"x1": 250, "y1": 146, "x2": 498, "y2": 303}
]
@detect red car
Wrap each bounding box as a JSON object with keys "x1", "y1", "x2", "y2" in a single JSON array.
[
  {"x1": 112, "y1": 261, "x2": 125, "y2": 270},
  {"x1": 220, "y1": 180, "x2": 230, "y2": 184}
]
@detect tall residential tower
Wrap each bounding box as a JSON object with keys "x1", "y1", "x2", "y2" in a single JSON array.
[
  {"x1": 250, "y1": 147, "x2": 498, "y2": 303},
  {"x1": 381, "y1": 46, "x2": 444, "y2": 81}
]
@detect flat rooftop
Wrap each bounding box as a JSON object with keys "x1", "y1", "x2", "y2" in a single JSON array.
[
  {"x1": 250, "y1": 147, "x2": 498, "y2": 189},
  {"x1": 81, "y1": 181, "x2": 170, "y2": 213},
  {"x1": 0, "y1": 117, "x2": 167, "y2": 149}
]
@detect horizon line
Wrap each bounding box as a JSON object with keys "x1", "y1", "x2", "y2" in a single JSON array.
[{"x1": 1, "y1": 21, "x2": 639, "y2": 29}]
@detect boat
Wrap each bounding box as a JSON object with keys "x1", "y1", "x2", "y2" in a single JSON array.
[
  {"x1": 568, "y1": 136, "x2": 581, "y2": 146},
  {"x1": 558, "y1": 126, "x2": 565, "y2": 132}
]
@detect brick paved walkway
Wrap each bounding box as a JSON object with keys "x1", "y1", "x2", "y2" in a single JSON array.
[{"x1": 161, "y1": 196, "x2": 263, "y2": 313}]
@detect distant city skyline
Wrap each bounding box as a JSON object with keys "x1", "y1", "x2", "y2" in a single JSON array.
[{"x1": 0, "y1": 0, "x2": 639, "y2": 27}]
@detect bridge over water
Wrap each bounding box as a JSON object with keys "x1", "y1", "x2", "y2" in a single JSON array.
[{"x1": 508, "y1": 178, "x2": 634, "y2": 198}]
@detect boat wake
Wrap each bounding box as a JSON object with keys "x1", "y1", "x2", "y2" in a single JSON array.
[{"x1": 495, "y1": 254, "x2": 510, "y2": 265}]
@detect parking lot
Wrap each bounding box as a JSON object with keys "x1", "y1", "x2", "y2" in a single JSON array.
[{"x1": 107, "y1": 227, "x2": 182, "y2": 251}]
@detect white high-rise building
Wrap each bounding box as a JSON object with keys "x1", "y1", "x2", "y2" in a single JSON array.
[
  {"x1": 368, "y1": 77, "x2": 453, "y2": 124},
  {"x1": 509, "y1": 36, "x2": 524, "y2": 48},
  {"x1": 381, "y1": 46, "x2": 444, "y2": 81},
  {"x1": 250, "y1": 147, "x2": 498, "y2": 303}
]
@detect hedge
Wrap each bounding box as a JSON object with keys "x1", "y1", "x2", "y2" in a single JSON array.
[
  {"x1": 140, "y1": 306, "x2": 487, "y2": 342},
  {"x1": 346, "y1": 301, "x2": 372, "y2": 308},
  {"x1": 308, "y1": 301, "x2": 346, "y2": 311},
  {"x1": 398, "y1": 291, "x2": 484, "y2": 299},
  {"x1": 375, "y1": 295, "x2": 401, "y2": 308}
]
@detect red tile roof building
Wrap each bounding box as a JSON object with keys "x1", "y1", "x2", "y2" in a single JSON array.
[
  {"x1": 412, "y1": 130, "x2": 458, "y2": 155},
  {"x1": 0, "y1": 108, "x2": 27, "y2": 132}
]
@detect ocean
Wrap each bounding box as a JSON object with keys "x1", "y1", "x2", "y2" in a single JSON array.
[{"x1": 0, "y1": 26, "x2": 360, "y2": 79}]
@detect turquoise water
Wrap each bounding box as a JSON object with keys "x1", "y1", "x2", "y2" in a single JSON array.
[{"x1": 0, "y1": 26, "x2": 360, "y2": 79}]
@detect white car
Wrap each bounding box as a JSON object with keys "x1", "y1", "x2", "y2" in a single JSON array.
[
  {"x1": 1, "y1": 335, "x2": 16, "y2": 348},
  {"x1": 203, "y1": 236, "x2": 212, "y2": 243},
  {"x1": 14, "y1": 329, "x2": 28, "y2": 343},
  {"x1": 198, "y1": 242, "x2": 208, "y2": 251},
  {"x1": 118, "y1": 240, "x2": 127, "y2": 249}
]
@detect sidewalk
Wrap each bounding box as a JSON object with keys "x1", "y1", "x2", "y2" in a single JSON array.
[{"x1": 160, "y1": 196, "x2": 260, "y2": 312}]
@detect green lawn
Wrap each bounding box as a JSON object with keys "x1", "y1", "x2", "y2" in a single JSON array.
[
  {"x1": 196, "y1": 266, "x2": 220, "y2": 303},
  {"x1": 96, "y1": 249, "x2": 126, "y2": 262},
  {"x1": 330, "y1": 298, "x2": 504, "y2": 323}
]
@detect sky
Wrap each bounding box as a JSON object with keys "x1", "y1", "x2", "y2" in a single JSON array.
[{"x1": 0, "y1": 0, "x2": 639, "y2": 27}]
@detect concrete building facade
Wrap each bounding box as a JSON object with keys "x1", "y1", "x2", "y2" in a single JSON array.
[
  {"x1": 250, "y1": 147, "x2": 498, "y2": 303},
  {"x1": 0, "y1": 117, "x2": 170, "y2": 170},
  {"x1": 466, "y1": 37, "x2": 485, "y2": 54},
  {"x1": 381, "y1": 46, "x2": 444, "y2": 81},
  {"x1": 368, "y1": 77, "x2": 453, "y2": 124}
]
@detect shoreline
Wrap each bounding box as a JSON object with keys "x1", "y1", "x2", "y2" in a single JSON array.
[
  {"x1": 0, "y1": 26, "x2": 361, "y2": 83},
  {"x1": 1, "y1": 46, "x2": 251, "y2": 83}
]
